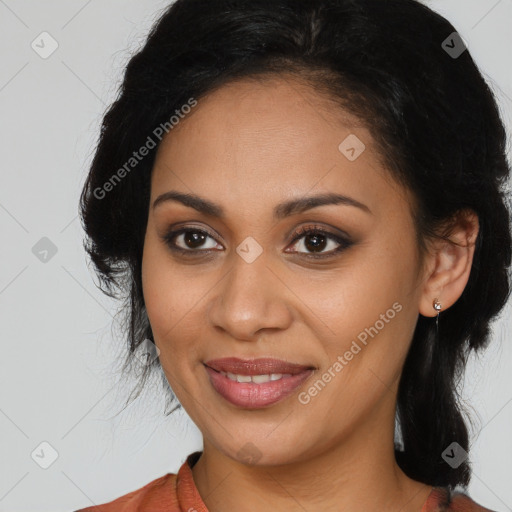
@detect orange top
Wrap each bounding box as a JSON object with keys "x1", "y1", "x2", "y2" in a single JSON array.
[{"x1": 74, "y1": 451, "x2": 496, "y2": 512}]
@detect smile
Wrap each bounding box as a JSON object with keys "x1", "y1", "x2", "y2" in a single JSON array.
[
  {"x1": 219, "y1": 371, "x2": 290, "y2": 383},
  {"x1": 204, "y1": 358, "x2": 315, "y2": 409}
]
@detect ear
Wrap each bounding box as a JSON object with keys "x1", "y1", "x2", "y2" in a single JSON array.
[{"x1": 418, "y1": 209, "x2": 479, "y2": 318}]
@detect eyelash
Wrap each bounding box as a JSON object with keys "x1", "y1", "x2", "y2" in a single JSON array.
[{"x1": 161, "y1": 224, "x2": 353, "y2": 260}]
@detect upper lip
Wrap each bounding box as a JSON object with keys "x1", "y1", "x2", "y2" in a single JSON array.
[{"x1": 204, "y1": 357, "x2": 314, "y2": 376}]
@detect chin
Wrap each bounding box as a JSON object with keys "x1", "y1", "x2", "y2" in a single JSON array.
[{"x1": 214, "y1": 432, "x2": 311, "y2": 467}]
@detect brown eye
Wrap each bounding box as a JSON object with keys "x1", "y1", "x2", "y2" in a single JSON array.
[
  {"x1": 161, "y1": 224, "x2": 353, "y2": 260},
  {"x1": 162, "y1": 228, "x2": 222, "y2": 255},
  {"x1": 286, "y1": 225, "x2": 353, "y2": 259}
]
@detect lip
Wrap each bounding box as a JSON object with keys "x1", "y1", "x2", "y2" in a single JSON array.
[
  {"x1": 204, "y1": 357, "x2": 313, "y2": 376},
  {"x1": 204, "y1": 358, "x2": 315, "y2": 409}
]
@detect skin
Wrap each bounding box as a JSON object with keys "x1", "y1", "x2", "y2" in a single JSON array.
[{"x1": 141, "y1": 75, "x2": 479, "y2": 512}]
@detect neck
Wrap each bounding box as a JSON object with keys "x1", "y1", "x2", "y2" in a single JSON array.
[{"x1": 191, "y1": 396, "x2": 432, "y2": 512}]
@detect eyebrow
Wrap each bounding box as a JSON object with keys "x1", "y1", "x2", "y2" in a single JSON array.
[{"x1": 152, "y1": 190, "x2": 372, "y2": 219}]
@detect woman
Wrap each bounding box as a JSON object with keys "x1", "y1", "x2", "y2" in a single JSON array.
[{"x1": 76, "y1": 0, "x2": 511, "y2": 510}]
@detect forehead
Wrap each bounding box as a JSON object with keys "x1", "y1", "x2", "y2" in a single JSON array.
[
  {"x1": 150, "y1": 76, "x2": 410, "y2": 220},
  {"x1": 160, "y1": 75, "x2": 367, "y2": 154}
]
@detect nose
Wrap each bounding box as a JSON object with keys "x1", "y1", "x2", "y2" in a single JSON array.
[{"x1": 206, "y1": 253, "x2": 293, "y2": 342}]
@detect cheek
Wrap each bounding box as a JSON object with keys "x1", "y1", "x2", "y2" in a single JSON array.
[
  {"x1": 141, "y1": 234, "x2": 181, "y2": 335},
  {"x1": 141, "y1": 234, "x2": 212, "y2": 368},
  {"x1": 311, "y1": 233, "x2": 419, "y2": 383},
  {"x1": 317, "y1": 237, "x2": 417, "y2": 336}
]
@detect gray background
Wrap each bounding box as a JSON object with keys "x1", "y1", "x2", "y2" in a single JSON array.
[{"x1": 0, "y1": 1, "x2": 511, "y2": 511}]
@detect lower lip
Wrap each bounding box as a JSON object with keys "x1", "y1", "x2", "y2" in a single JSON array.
[{"x1": 205, "y1": 366, "x2": 314, "y2": 409}]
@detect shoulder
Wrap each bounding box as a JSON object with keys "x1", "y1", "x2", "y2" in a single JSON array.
[
  {"x1": 73, "y1": 472, "x2": 179, "y2": 512},
  {"x1": 426, "y1": 487, "x2": 497, "y2": 512},
  {"x1": 449, "y1": 490, "x2": 497, "y2": 512}
]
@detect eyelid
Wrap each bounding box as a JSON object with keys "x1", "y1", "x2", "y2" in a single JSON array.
[
  {"x1": 285, "y1": 224, "x2": 353, "y2": 258},
  {"x1": 163, "y1": 224, "x2": 223, "y2": 253},
  {"x1": 161, "y1": 222, "x2": 353, "y2": 259},
  {"x1": 287, "y1": 223, "x2": 351, "y2": 244},
  {"x1": 164, "y1": 223, "x2": 223, "y2": 244}
]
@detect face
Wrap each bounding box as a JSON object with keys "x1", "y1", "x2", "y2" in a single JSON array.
[{"x1": 141, "y1": 76, "x2": 427, "y2": 466}]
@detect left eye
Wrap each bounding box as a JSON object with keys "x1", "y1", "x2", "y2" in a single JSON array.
[
  {"x1": 285, "y1": 226, "x2": 353, "y2": 258},
  {"x1": 161, "y1": 225, "x2": 352, "y2": 259}
]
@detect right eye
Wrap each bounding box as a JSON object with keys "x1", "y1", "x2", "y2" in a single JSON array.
[{"x1": 161, "y1": 227, "x2": 223, "y2": 256}]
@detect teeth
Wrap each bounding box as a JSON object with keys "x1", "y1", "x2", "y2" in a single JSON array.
[
  {"x1": 219, "y1": 371, "x2": 292, "y2": 383},
  {"x1": 252, "y1": 374, "x2": 271, "y2": 383}
]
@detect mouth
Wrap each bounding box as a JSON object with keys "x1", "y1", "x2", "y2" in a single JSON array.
[{"x1": 204, "y1": 357, "x2": 315, "y2": 409}]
